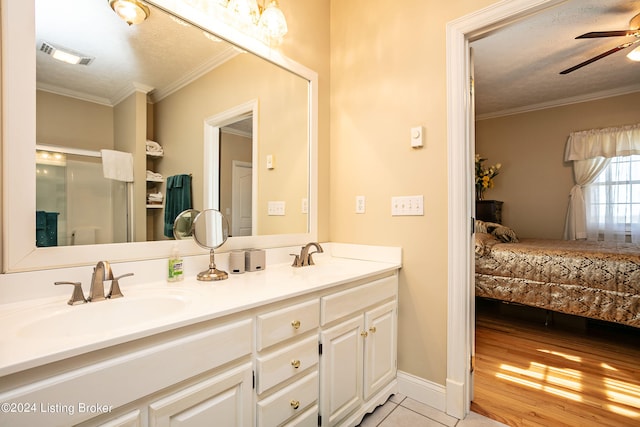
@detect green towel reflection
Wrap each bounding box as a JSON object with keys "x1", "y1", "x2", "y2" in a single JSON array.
[{"x1": 164, "y1": 174, "x2": 192, "y2": 238}]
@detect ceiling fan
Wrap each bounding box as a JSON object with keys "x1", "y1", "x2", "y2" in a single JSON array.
[{"x1": 560, "y1": 12, "x2": 640, "y2": 74}]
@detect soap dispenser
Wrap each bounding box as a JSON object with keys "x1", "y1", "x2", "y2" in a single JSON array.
[{"x1": 168, "y1": 244, "x2": 184, "y2": 282}]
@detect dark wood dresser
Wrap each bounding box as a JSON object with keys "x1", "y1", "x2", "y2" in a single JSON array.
[{"x1": 476, "y1": 200, "x2": 503, "y2": 224}]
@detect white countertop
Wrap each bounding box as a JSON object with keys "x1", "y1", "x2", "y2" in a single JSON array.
[{"x1": 0, "y1": 250, "x2": 400, "y2": 377}]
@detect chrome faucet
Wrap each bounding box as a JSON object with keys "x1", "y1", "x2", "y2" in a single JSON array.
[
  {"x1": 89, "y1": 261, "x2": 113, "y2": 302},
  {"x1": 55, "y1": 261, "x2": 134, "y2": 306},
  {"x1": 291, "y1": 242, "x2": 324, "y2": 267}
]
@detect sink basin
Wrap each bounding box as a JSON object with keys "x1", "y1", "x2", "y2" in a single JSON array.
[{"x1": 16, "y1": 292, "x2": 192, "y2": 339}]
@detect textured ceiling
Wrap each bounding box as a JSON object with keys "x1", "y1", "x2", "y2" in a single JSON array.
[
  {"x1": 38, "y1": 1, "x2": 640, "y2": 117},
  {"x1": 472, "y1": 0, "x2": 640, "y2": 119},
  {"x1": 36, "y1": 0, "x2": 237, "y2": 105}
]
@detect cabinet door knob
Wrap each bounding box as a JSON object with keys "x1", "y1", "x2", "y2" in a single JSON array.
[
  {"x1": 291, "y1": 320, "x2": 301, "y2": 329},
  {"x1": 291, "y1": 359, "x2": 301, "y2": 369},
  {"x1": 290, "y1": 399, "x2": 300, "y2": 410},
  {"x1": 369, "y1": 326, "x2": 377, "y2": 333},
  {"x1": 361, "y1": 330, "x2": 368, "y2": 338}
]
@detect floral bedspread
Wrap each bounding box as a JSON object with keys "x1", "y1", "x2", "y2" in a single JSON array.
[{"x1": 475, "y1": 237, "x2": 640, "y2": 328}]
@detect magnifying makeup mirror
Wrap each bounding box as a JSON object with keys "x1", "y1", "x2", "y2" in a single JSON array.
[
  {"x1": 172, "y1": 209, "x2": 200, "y2": 240},
  {"x1": 192, "y1": 209, "x2": 230, "y2": 281}
]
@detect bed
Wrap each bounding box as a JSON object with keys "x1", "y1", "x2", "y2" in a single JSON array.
[{"x1": 474, "y1": 223, "x2": 640, "y2": 328}]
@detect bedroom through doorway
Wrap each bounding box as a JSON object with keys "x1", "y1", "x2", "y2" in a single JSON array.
[{"x1": 467, "y1": 1, "x2": 640, "y2": 425}]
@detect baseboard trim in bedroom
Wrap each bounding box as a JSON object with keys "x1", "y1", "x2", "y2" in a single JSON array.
[{"x1": 397, "y1": 370, "x2": 447, "y2": 413}]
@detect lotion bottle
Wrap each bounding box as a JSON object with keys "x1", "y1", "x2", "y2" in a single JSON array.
[{"x1": 168, "y1": 244, "x2": 184, "y2": 282}]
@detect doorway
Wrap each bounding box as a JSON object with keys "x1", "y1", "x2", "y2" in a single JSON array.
[
  {"x1": 445, "y1": 0, "x2": 567, "y2": 419},
  {"x1": 203, "y1": 100, "x2": 258, "y2": 235}
]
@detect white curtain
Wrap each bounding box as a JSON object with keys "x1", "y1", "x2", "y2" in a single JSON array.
[
  {"x1": 563, "y1": 157, "x2": 609, "y2": 240},
  {"x1": 563, "y1": 123, "x2": 640, "y2": 241}
]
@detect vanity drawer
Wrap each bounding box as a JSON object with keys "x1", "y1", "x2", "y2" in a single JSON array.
[
  {"x1": 321, "y1": 275, "x2": 397, "y2": 325},
  {"x1": 256, "y1": 335, "x2": 319, "y2": 394},
  {"x1": 257, "y1": 299, "x2": 319, "y2": 351},
  {"x1": 257, "y1": 371, "x2": 318, "y2": 427},
  {"x1": 282, "y1": 405, "x2": 318, "y2": 427}
]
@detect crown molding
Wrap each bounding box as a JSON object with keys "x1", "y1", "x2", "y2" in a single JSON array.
[{"x1": 477, "y1": 84, "x2": 640, "y2": 121}]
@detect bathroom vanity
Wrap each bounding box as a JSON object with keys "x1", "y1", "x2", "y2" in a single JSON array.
[{"x1": 0, "y1": 245, "x2": 400, "y2": 427}]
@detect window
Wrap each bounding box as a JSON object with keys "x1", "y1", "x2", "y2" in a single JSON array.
[{"x1": 585, "y1": 155, "x2": 640, "y2": 243}]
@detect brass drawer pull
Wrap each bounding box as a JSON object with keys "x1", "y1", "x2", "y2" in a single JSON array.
[
  {"x1": 369, "y1": 326, "x2": 377, "y2": 333},
  {"x1": 290, "y1": 399, "x2": 300, "y2": 410},
  {"x1": 291, "y1": 359, "x2": 301, "y2": 369},
  {"x1": 291, "y1": 320, "x2": 301, "y2": 329},
  {"x1": 361, "y1": 330, "x2": 368, "y2": 338}
]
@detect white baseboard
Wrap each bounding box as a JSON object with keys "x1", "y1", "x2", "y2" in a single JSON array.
[{"x1": 397, "y1": 370, "x2": 446, "y2": 413}]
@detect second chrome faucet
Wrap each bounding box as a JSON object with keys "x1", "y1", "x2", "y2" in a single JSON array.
[{"x1": 291, "y1": 242, "x2": 323, "y2": 267}]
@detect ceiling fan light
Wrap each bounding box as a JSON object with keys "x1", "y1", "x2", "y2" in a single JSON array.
[
  {"x1": 258, "y1": 0, "x2": 288, "y2": 40},
  {"x1": 109, "y1": 0, "x2": 150, "y2": 26},
  {"x1": 627, "y1": 46, "x2": 640, "y2": 62}
]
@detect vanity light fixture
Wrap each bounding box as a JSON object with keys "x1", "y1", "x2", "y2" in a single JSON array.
[
  {"x1": 108, "y1": 0, "x2": 150, "y2": 26},
  {"x1": 627, "y1": 46, "x2": 640, "y2": 62},
  {"x1": 258, "y1": 0, "x2": 288, "y2": 41},
  {"x1": 227, "y1": 0, "x2": 261, "y2": 26}
]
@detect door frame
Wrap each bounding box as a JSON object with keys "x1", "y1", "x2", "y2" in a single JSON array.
[{"x1": 445, "y1": 0, "x2": 567, "y2": 419}]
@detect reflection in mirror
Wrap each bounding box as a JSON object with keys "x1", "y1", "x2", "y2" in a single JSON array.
[
  {"x1": 172, "y1": 209, "x2": 200, "y2": 240},
  {"x1": 192, "y1": 209, "x2": 230, "y2": 281},
  {"x1": 35, "y1": 0, "x2": 310, "y2": 247},
  {"x1": 2, "y1": 0, "x2": 318, "y2": 273}
]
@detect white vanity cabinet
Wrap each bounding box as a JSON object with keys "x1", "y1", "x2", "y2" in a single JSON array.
[
  {"x1": 0, "y1": 260, "x2": 400, "y2": 427},
  {"x1": 319, "y1": 275, "x2": 398, "y2": 427},
  {"x1": 254, "y1": 299, "x2": 320, "y2": 427},
  {"x1": 0, "y1": 317, "x2": 254, "y2": 427}
]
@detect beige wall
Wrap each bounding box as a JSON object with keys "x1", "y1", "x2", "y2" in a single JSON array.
[
  {"x1": 279, "y1": 0, "x2": 330, "y2": 242},
  {"x1": 153, "y1": 53, "x2": 308, "y2": 236},
  {"x1": 36, "y1": 90, "x2": 114, "y2": 150},
  {"x1": 329, "y1": 0, "x2": 499, "y2": 385},
  {"x1": 114, "y1": 91, "x2": 148, "y2": 242},
  {"x1": 476, "y1": 92, "x2": 640, "y2": 239}
]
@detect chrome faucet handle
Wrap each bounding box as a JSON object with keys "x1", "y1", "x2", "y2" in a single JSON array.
[
  {"x1": 55, "y1": 281, "x2": 87, "y2": 305},
  {"x1": 290, "y1": 254, "x2": 301, "y2": 267},
  {"x1": 108, "y1": 272, "x2": 134, "y2": 299}
]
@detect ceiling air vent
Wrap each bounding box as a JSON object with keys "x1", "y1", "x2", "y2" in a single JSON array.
[{"x1": 39, "y1": 41, "x2": 95, "y2": 66}]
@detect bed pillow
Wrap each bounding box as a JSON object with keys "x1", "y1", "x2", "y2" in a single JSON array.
[
  {"x1": 475, "y1": 232, "x2": 499, "y2": 256},
  {"x1": 475, "y1": 220, "x2": 519, "y2": 243}
]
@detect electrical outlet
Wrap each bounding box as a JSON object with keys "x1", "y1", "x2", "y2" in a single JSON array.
[
  {"x1": 301, "y1": 198, "x2": 308, "y2": 214},
  {"x1": 391, "y1": 195, "x2": 424, "y2": 216},
  {"x1": 355, "y1": 196, "x2": 365, "y2": 214}
]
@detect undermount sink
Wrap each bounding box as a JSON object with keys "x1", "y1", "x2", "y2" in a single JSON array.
[{"x1": 16, "y1": 291, "x2": 193, "y2": 339}]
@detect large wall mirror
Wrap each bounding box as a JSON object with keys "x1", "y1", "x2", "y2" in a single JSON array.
[{"x1": 2, "y1": 0, "x2": 318, "y2": 272}]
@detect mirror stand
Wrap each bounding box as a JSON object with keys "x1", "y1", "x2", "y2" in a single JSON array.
[
  {"x1": 198, "y1": 249, "x2": 228, "y2": 281},
  {"x1": 191, "y1": 209, "x2": 230, "y2": 282}
]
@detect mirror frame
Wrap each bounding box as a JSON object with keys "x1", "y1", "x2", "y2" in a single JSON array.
[{"x1": 1, "y1": 0, "x2": 318, "y2": 272}]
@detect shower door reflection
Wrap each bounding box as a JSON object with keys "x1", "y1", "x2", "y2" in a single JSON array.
[{"x1": 36, "y1": 147, "x2": 131, "y2": 246}]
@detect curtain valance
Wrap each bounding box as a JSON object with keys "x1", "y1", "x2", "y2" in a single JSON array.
[{"x1": 564, "y1": 123, "x2": 640, "y2": 161}]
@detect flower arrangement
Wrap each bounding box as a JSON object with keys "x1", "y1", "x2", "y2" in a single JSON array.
[{"x1": 475, "y1": 154, "x2": 501, "y2": 200}]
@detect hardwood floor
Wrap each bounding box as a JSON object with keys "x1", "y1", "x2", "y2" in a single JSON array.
[{"x1": 472, "y1": 300, "x2": 640, "y2": 427}]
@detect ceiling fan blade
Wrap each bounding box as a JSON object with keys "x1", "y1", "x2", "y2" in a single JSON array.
[
  {"x1": 576, "y1": 30, "x2": 639, "y2": 38},
  {"x1": 560, "y1": 40, "x2": 637, "y2": 74}
]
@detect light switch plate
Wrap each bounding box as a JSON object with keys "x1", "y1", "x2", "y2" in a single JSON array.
[
  {"x1": 411, "y1": 126, "x2": 424, "y2": 148},
  {"x1": 267, "y1": 201, "x2": 285, "y2": 216},
  {"x1": 391, "y1": 195, "x2": 424, "y2": 216}
]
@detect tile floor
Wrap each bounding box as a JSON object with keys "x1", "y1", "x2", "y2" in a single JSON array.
[{"x1": 357, "y1": 394, "x2": 508, "y2": 427}]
